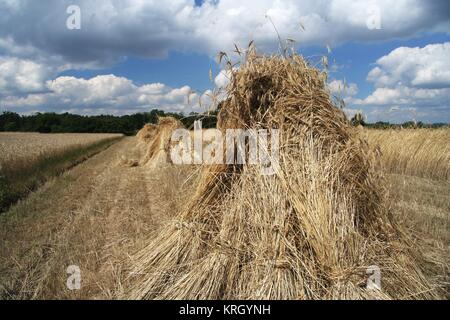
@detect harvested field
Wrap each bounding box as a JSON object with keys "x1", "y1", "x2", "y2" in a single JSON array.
[
  {"x1": 0, "y1": 132, "x2": 448, "y2": 300},
  {"x1": 0, "y1": 137, "x2": 198, "y2": 299},
  {"x1": 0, "y1": 54, "x2": 448, "y2": 301},
  {"x1": 122, "y1": 51, "x2": 447, "y2": 300},
  {"x1": 0, "y1": 0, "x2": 448, "y2": 304}
]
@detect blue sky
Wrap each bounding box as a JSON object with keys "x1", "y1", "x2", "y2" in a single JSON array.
[
  {"x1": 0, "y1": 0, "x2": 449, "y2": 123},
  {"x1": 61, "y1": 51, "x2": 221, "y2": 92},
  {"x1": 61, "y1": 32, "x2": 450, "y2": 98}
]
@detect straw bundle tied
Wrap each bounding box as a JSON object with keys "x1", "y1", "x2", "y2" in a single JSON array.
[
  {"x1": 138, "y1": 117, "x2": 184, "y2": 167},
  {"x1": 122, "y1": 49, "x2": 441, "y2": 300}
]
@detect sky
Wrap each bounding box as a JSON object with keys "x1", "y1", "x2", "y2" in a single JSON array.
[{"x1": 0, "y1": 0, "x2": 449, "y2": 123}]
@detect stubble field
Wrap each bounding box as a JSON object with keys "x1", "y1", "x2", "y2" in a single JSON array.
[{"x1": 0, "y1": 127, "x2": 448, "y2": 299}]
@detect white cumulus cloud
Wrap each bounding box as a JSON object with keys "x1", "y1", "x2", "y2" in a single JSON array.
[
  {"x1": 0, "y1": 0, "x2": 449, "y2": 66},
  {"x1": 354, "y1": 42, "x2": 450, "y2": 122},
  {"x1": 328, "y1": 79, "x2": 358, "y2": 105},
  {"x1": 366, "y1": 42, "x2": 450, "y2": 89},
  {"x1": 1, "y1": 1, "x2": 450, "y2": 119},
  {"x1": 0, "y1": 57, "x2": 51, "y2": 94},
  {"x1": 357, "y1": 42, "x2": 450, "y2": 108},
  {"x1": 4, "y1": 74, "x2": 210, "y2": 115}
]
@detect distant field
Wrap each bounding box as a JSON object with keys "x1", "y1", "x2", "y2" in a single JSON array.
[
  {"x1": 0, "y1": 132, "x2": 123, "y2": 212},
  {"x1": 364, "y1": 128, "x2": 450, "y2": 181},
  {"x1": 0, "y1": 132, "x2": 123, "y2": 164}
]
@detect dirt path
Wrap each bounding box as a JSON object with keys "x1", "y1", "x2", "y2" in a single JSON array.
[{"x1": 0, "y1": 137, "x2": 195, "y2": 299}]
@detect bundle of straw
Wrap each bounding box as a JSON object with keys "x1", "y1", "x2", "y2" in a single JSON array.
[
  {"x1": 136, "y1": 123, "x2": 158, "y2": 145},
  {"x1": 123, "y1": 50, "x2": 441, "y2": 299},
  {"x1": 138, "y1": 117, "x2": 184, "y2": 167}
]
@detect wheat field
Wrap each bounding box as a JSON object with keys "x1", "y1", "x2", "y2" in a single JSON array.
[
  {"x1": 0, "y1": 132, "x2": 123, "y2": 213},
  {"x1": 364, "y1": 129, "x2": 450, "y2": 181},
  {"x1": 0, "y1": 132, "x2": 123, "y2": 165}
]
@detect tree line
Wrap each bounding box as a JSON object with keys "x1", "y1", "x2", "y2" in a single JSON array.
[
  {"x1": 350, "y1": 113, "x2": 448, "y2": 129},
  {"x1": 0, "y1": 110, "x2": 218, "y2": 135},
  {"x1": 0, "y1": 110, "x2": 447, "y2": 135}
]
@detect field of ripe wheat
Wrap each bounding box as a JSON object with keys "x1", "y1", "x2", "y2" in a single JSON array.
[
  {"x1": 0, "y1": 132, "x2": 123, "y2": 164},
  {"x1": 364, "y1": 129, "x2": 450, "y2": 181},
  {"x1": 0, "y1": 132, "x2": 123, "y2": 212}
]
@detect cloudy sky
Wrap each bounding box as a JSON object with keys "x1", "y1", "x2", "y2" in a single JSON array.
[{"x1": 0, "y1": 0, "x2": 449, "y2": 123}]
